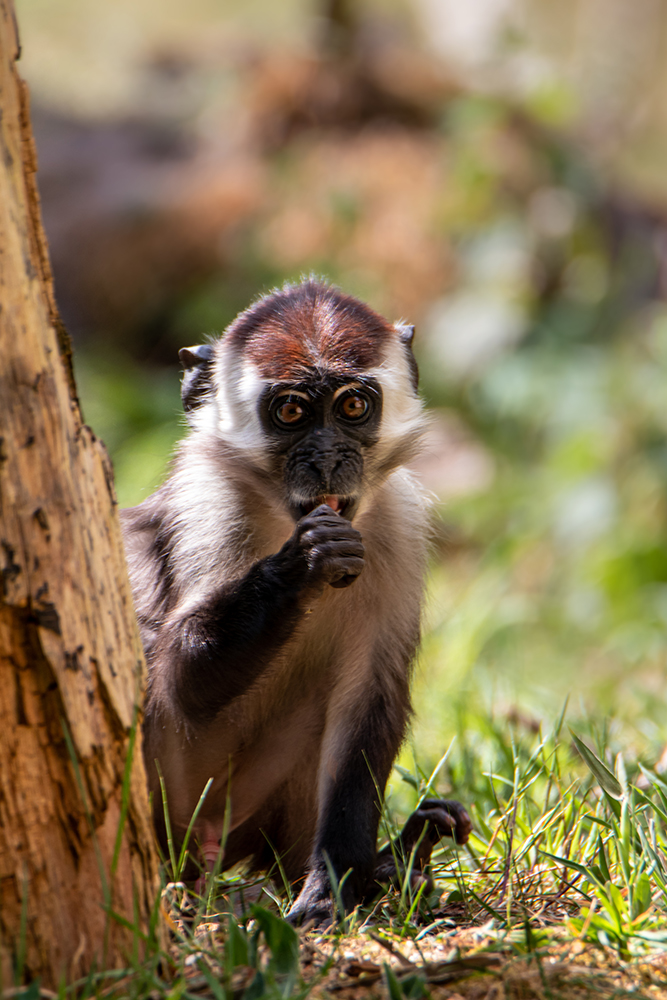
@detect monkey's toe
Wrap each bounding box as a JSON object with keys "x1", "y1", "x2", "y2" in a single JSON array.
[
  {"x1": 285, "y1": 898, "x2": 335, "y2": 930},
  {"x1": 418, "y1": 799, "x2": 472, "y2": 845},
  {"x1": 372, "y1": 856, "x2": 434, "y2": 895}
]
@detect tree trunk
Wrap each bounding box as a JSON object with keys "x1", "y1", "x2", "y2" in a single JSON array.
[{"x1": 0, "y1": 2, "x2": 161, "y2": 989}]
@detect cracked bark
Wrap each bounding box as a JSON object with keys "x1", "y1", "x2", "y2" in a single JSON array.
[{"x1": 0, "y1": 1, "x2": 161, "y2": 987}]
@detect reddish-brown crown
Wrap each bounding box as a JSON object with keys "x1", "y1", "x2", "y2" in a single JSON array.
[{"x1": 224, "y1": 280, "x2": 393, "y2": 381}]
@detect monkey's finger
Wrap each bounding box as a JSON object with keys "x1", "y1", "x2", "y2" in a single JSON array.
[
  {"x1": 453, "y1": 811, "x2": 472, "y2": 844},
  {"x1": 419, "y1": 807, "x2": 456, "y2": 837},
  {"x1": 299, "y1": 519, "x2": 363, "y2": 541},
  {"x1": 431, "y1": 799, "x2": 473, "y2": 843},
  {"x1": 309, "y1": 502, "x2": 349, "y2": 517},
  {"x1": 305, "y1": 553, "x2": 364, "y2": 585},
  {"x1": 302, "y1": 534, "x2": 365, "y2": 559},
  {"x1": 323, "y1": 556, "x2": 365, "y2": 582},
  {"x1": 410, "y1": 870, "x2": 434, "y2": 893},
  {"x1": 420, "y1": 802, "x2": 472, "y2": 845},
  {"x1": 330, "y1": 573, "x2": 358, "y2": 589},
  {"x1": 298, "y1": 505, "x2": 348, "y2": 530},
  {"x1": 312, "y1": 546, "x2": 365, "y2": 564}
]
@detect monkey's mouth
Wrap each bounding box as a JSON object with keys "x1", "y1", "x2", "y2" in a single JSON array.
[{"x1": 298, "y1": 495, "x2": 355, "y2": 519}]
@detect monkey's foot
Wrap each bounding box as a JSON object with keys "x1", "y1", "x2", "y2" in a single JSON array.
[
  {"x1": 401, "y1": 798, "x2": 472, "y2": 850},
  {"x1": 285, "y1": 899, "x2": 335, "y2": 930},
  {"x1": 374, "y1": 798, "x2": 472, "y2": 887},
  {"x1": 285, "y1": 871, "x2": 337, "y2": 929}
]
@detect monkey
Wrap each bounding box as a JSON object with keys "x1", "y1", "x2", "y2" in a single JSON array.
[{"x1": 120, "y1": 278, "x2": 471, "y2": 925}]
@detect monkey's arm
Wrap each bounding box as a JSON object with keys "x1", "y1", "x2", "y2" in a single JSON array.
[{"x1": 162, "y1": 506, "x2": 364, "y2": 720}]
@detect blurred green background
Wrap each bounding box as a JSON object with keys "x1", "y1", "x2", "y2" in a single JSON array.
[{"x1": 15, "y1": 0, "x2": 667, "y2": 793}]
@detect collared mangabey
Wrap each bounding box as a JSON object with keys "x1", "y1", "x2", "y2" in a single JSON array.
[{"x1": 121, "y1": 279, "x2": 471, "y2": 925}]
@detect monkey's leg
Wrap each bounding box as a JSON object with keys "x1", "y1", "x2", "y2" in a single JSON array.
[
  {"x1": 286, "y1": 689, "x2": 404, "y2": 928},
  {"x1": 373, "y1": 799, "x2": 472, "y2": 893}
]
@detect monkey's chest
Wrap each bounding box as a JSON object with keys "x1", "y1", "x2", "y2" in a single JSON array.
[{"x1": 194, "y1": 587, "x2": 377, "y2": 829}]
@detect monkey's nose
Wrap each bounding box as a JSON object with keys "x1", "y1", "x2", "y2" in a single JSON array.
[{"x1": 307, "y1": 452, "x2": 338, "y2": 483}]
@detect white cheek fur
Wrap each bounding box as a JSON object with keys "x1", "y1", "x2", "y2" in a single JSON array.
[
  {"x1": 209, "y1": 350, "x2": 271, "y2": 463},
  {"x1": 365, "y1": 333, "x2": 426, "y2": 459}
]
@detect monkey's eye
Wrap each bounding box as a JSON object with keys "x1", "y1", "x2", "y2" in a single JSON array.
[
  {"x1": 337, "y1": 392, "x2": 370, "y2": 422},
  {"x1": 272, "y1": 396, "x2": 310, "y2": 427}
]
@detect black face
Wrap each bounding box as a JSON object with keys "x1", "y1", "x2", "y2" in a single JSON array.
[{"x1": 259, "y1": 377, "x2": 382, "y2": 521}]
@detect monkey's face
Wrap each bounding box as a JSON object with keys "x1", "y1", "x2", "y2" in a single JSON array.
[
  {"x1": 179, "y1": 281, "x2": 426, "y2": 520},
  {"x1": 259, "y1": 378, "x2": 382, "y2": 521}
]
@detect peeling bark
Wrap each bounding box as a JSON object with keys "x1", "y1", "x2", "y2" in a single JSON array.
[{"x1": 0, "y1": 1, "x2": 160, "y2": 987}]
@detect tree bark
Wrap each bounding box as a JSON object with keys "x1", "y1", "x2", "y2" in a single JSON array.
[{"x1": 0, "y1": 2, "x2": 161, "y2": 989}]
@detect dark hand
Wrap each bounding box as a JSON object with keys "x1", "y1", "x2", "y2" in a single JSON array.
[{"x1": 277, "y1": 504, "x2": 365, "y2": 591}]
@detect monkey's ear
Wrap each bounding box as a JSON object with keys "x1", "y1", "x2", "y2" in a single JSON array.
[
  {"x1": 397, "y1": 324, "x2": 415, "y2": 346},
  {"x1": 179, "y1": 344, "x2": 214, "y2": 413},
  {"x1": 395, "y1": 323, "x2": 419, "y2": 394}
]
